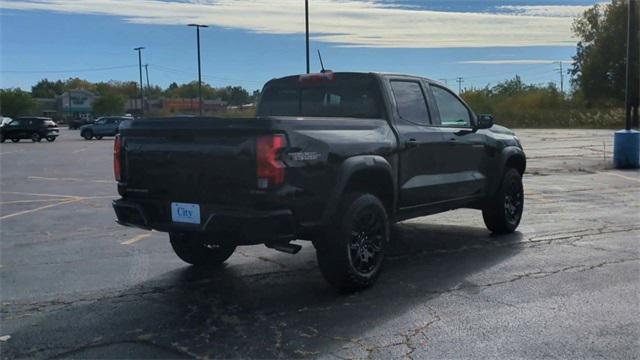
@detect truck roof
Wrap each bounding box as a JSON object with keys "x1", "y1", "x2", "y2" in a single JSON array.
[
  {"x1": 267, "y1": 71, "x2": 445, "y2": 88},
  {"x1": 269, "y1": 71, "x2": 439, "y2": 81}
]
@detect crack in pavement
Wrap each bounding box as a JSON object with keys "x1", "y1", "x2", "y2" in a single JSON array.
[{"x1": 6, "y1": 226, "x2": 637, "y2": 319}]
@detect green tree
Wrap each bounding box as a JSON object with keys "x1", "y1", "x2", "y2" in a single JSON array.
[
  {"x1": 217, "y1": 86, "x2": 251, "y2": 105},
  {"x1": 92, "y1": 93, "x2": 126, "y2": 116},
  {"x1": 571, "y1": 0, "x2": 630, "y2": 105},
  {"x1": 0, "y1": 88, "x2": 36, "y2": 118},
  {"x1": 31, "y1": 79, "x2": 66, "y2": 98}
]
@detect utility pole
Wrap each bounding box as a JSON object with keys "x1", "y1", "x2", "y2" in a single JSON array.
[
  {"x1": 456, "y1": 77, "x2": 464, "y2": 94},
  {"x1": 305, "y1": 0, "x2": 310, "y2": 74},
  {"x1": 556, "y1": 61, "x2": 565, "y2": 95},
  {"x1": 144, "y1": 64, "x2": 150, "y2": 90},
  {"x1": 188, "y1": 24, "x2": 208, "y2": 116},
  {"x1": 625, "y1": 0, "x2": 639, "y2": 130},
  {"x1": 134, "y1": 47, "x2": 145, "y2": 117}
]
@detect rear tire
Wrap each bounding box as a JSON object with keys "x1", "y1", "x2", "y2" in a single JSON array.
[
  {"x1": 316, "y1": 193, "x2": 389, "y2": 291},
  {"x1": 82, "y1": 130, "x2": 93, "y2": 140},
  {"x1": 482, "y1": 168, "x2": 524, "y2": 234},
  {"x1": 169, "y1": 233, "x2": 236, "y2": 267},
  {"x1": 11, "y1": 138, "x2": 19, "y2": 143},
  {"x1": 95, "y1": 136, "x2": 103, "y2": 140},
  {"x1": 46, "y1": 136, "x2": 56, "y2": 142},
  {"x1": 31, "y1": 132, "x2": 41, "y2": 142},
  {"x1": 0, "y1": 134, "x2": 4, "y2": 143}
]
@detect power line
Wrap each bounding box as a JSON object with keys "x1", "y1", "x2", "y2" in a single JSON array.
[
  {"x1": 152, "y1": 64, "x2": 264, "y2": 85},
  {"x1": 0, "y1": 64, "x2": 138, "y2": 74}
]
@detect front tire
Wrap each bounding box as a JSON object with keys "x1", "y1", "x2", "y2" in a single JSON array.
[
  {"x1": 482, "y1": 168, "x2": 524, "y2": 234},
  {"x1": 46, "y1": 136, "x2": 56, "y2": 142},
  {"x1": 11, "y1": 138, "x2": 19, "y2": 143},
  {"x1": 169, "y1": 233, "x2": 236, "y2": 267},
  {"x1": 316, "y1": 193, "x2": 389, "y2": 291}
]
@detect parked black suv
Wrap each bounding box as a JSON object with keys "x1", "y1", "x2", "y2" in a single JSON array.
[
  {"x1": 113, "y1": 72, "x2": 526, "y2": 290},
  {"x1": 0, "y1": 117, "x2": 59, "y2": 143}
]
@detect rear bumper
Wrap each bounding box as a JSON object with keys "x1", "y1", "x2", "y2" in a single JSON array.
[{"x1": 113, "y1": 198, "x2": 297, "y2": 244}]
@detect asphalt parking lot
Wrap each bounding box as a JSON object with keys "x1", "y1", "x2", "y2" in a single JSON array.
[{"x1": 1, "y1": 128, "x2": 638, "y2": 359}]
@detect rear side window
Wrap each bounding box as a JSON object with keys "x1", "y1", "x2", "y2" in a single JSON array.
[
  {"x1": 390, "y1": 81, "x2": 430, "y2": 125},
  {"x1": 258, "y1": 74, "x2": 382, "y2": 118}
]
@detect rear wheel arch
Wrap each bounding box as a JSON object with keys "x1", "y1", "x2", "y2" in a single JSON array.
[
  {"x1": 343, "y1": 168, "x2": 395, "y2": 217},
  {"x1": 322, "y1": 156, "x2": 397, "y2": 224}
]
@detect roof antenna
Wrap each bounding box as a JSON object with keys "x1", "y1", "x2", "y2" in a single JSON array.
[{"x1": 317, "y1": 50, "x2": 327, "y2": 73}]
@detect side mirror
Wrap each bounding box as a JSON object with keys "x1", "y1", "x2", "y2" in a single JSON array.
[{"x1": 476, "y1": 114, "x2": 494, "y2": 129}]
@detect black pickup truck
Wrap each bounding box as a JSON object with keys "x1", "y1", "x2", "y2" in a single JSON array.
[{"x1": 113, "y1": 72, "x2": 525, "y2": 290}]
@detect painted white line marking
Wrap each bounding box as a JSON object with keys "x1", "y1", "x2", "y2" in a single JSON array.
[
  {"x1": 28, "y1": 176, "x2": 113, "y2": 184},
  {"x1": 0, "y1": 191, "x2": 78, "y2": 199},
  {"x1": 72, "y1": 148, "x2": 89, "y2": 154},
  {"x1": 0, "y1": 150, "x2": 25, "y2": 156},
  {"x1": 0, "y1": 198, "x2": 83, "y2": 220},
  {"x1": 599, "y1": 171, "x2": 640, "y2": 184},
  {"x1": 0, "y1": 199, "x2": 63, "y2": 205},
  {"x1": 121, "y1": 232, "x2": 153, "y2": 245}
]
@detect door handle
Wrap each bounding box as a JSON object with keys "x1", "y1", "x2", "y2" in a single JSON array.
[{"x1": 405, "y1": 139, "x2": 418, "y2": 148}]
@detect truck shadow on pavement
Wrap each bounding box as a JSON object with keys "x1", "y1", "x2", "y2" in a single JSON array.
[{"x1": 5, "y1": 222, "x2": 524, "y2": 359}]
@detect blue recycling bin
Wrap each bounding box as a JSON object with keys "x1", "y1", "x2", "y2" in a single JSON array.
[{"x1": 613, "y1": 129, "x2": 640, "y2": 169}]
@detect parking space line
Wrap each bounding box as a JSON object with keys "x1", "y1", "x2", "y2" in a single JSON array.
[
  {"x1": 28, "y1": 176, "x2": 114, "y2": 184},
  {"x1": 0, "y1": 198, "x2": 83, "y2": 220},
  {"x1": 0, "y1": 199, "x2": 62, "y2": 205},
  {"x1": 599, "y1": 171, "x2": 640, "y2": 184},
  {"x1": 121, "y1": 232, "x2": 153, "y2": 245},
  {"x1": 0, "y1": 150, "x2": 25, "y2": 156},
  {"x1": 0, "y1": 191, "x2": 78, "y2": 199}
]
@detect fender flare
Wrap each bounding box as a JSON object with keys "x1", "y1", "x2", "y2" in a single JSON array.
[
  {"x1": 489, "y1": 146, "x2": 526, "y2": 196},
  {"x1": 501, "y1": 146, "x2": 527, "y2": 175},
  {"x1": 321, "y1": 155, "x2": 396, "y2": 225}
]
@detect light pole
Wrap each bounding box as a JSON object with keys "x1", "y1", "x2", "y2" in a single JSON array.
[
  {"x1": 305, "y1": 0, "x2": 310, "y2": 74},
  {"x1": 188, "y1": 24, "x2": 208, "y2": 116},
  {"x1": 134, "y1": 47, "x2": 145, "y2": 117}
]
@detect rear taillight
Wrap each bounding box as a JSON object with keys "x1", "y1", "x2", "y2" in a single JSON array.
[
  {"x1": 256, "y1": 134, "x2": 286, "y2": 189},
  {"x1": 114, "y1": 134, "x2": 122, "y2": 182}
]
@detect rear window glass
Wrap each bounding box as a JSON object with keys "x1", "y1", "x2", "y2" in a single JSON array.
[{"x1": 258, "y1": 74, "x2": 383, "y2": 118}]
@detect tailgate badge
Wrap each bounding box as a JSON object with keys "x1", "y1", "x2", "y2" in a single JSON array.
[{"x1": 289, "y1": 152, "x2": 321, "y2": 161}]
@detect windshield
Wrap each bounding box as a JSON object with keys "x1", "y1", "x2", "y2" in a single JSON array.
[{"x1": 257, "y1": 73, "x2": 383, "y2": 118}]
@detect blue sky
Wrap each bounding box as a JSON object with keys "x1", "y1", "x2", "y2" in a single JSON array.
[{"x1": 0, "y1": 0, "x2": 602, "y2": 93}]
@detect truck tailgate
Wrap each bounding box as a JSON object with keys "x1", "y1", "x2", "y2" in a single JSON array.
[{"x1": 120, "y1": 118, "x2": 274, "y2": 206}]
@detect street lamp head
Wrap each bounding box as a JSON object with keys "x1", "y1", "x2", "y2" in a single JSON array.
[
  {"x1": 134, "y1": 47, "x2": 145, "y2": 51},
  {"x1": 188, "y1": 24, "x2": 208, "y2": 28}
]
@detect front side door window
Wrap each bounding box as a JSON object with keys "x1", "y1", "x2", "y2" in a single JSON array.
[{"x1": 431, "y1": 85, "x2": 471, "y2": 127}]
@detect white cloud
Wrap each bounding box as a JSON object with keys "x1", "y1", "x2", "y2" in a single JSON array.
[
  {"x1": 0, "y1": 0, "x2": 594, "y2": 48},
  {"x1": 458, "y1": 59, "x2": 573, "y2": 65},
  {"x1": 497, "y1": 5, "x2": 592, "y2": 18}
]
